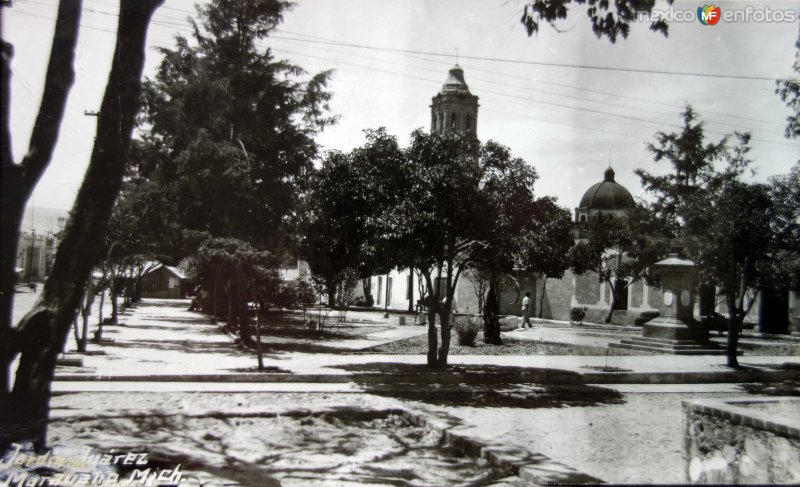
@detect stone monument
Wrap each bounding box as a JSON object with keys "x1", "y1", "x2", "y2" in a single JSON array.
[{"x1": 610, "y1": 250, "x2": 726, "y2": 354}]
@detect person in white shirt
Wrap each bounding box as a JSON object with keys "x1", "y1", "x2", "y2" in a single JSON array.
[{"x1": 521, "y1": 291, "x2": 532, "y2": 329}]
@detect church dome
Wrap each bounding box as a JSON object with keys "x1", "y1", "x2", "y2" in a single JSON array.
[{"x1": 578, "y1": 167, "x2": 635, "y2": 210}]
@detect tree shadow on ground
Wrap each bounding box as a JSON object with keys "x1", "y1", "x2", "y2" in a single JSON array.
[
  {"x1": 247, "y1": 342, "x2": 360, "y2": 354},
  {"x1": 738, "y1": 380, "x2": 800, "y2": 396},
  {"x1": 226, "y1": 366, "x2": 291, "y2": 373},
  {"x1": 116, "y1": 323, "x2": 212, "y2": 331},
  {"x1": 330, "y1": 363, "x2": 626, "y2": 408},
  {"x1": 137, "y1": 300, "x2": 191, "y2": 309},
  {"x1": 101, "y1": 338, "x2": 255, "y2": 356},
  {"x1": 252, "y1": 326, "x2": 373, "y2": 341},
  {"x1": 51, "y1": 408, "x2": 515, "y2": 486},
  {"x1": 364, "y1": 383, "x2": 625, "y2": 409},
  {"x1": 140, "y1": 316, "x2": 217, "y2": 324},
  {"x1": 358, "y1": 335, "x2": 645, "y2": 356}
]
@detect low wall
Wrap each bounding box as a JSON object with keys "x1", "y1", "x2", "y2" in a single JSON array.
[{"x1": 682, "y1": 397, "x2": 800, "y2": 484}]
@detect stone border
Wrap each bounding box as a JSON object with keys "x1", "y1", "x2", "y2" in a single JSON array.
[
  {"x1": 400, "y1": 408, "x2": 604, "y2": 484},
  {"x1": 55, "y1": 366, "x2": 800, "y2": 385},
  {"x1": 682, "y1": 397, "x2": 800, "y2": 438}
]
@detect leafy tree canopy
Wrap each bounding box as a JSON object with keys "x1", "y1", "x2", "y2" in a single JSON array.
[
  {"x1": 138, "y1": 0, "x2": 335, "y2": 249},
  {"x1": 297, "y1": 128, "x2": 402, "y2": 304},
  {"x1": 520, "y1": 0, "x2": 672, "y2": 43},
  {"x1": 775, "y1": 33, "x2": 800, "y2": 139}
]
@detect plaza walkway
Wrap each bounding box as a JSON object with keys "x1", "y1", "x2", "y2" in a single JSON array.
[{"x1": 48, "y1": 298, "x2": 798, "y2": 384}]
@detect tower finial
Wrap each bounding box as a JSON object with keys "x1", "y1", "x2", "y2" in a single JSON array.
[{"x1": 455, "y1": 48, "x2": 459, "y2": 65}]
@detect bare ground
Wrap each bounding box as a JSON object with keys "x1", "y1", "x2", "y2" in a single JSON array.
[{"x1": 357, "y1": 334, "x2": 650, "y2": 355}]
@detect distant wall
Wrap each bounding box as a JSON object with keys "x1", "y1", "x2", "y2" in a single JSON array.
[{"x1": 537, "y1": 271, "x2": 574, "y2": 321}]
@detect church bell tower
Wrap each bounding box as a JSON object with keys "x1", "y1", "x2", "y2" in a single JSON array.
[{"x1": 430, "y1": 65, "x2": 479, "y2": 141}]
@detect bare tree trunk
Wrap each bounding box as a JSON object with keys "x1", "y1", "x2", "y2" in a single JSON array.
[
  {"x1": 110, "y1": 288, "x2": 119, "y2": 324},
  {"x1": 436, "y1": 302, "x2": 452, "y2": 369},
  {"x1": 82, "y1": 292, "x2": 93, "y2": 343},
  {"x1": 326, "y1": 280, "x2": 336, "y2": 309},
  {"x1": 214, "y1": 266, "x2": 226, "y2": 320},
  {"x1": 255, "y1": 306, "x2": 264, "y2": 371},
  {"x1": 538, "y1": 276, "x2": 547, "y2": 319},
  {"x1": 207, "y1": 266, "x2": 217, "y2": 315},
  {"x1": 422, "y1": 272, "x2": 438, "y2": 367},
  {"x1": 407, "y1": 272, "x2": 413, "y2": 313},
  {"x1": 0, "y1": 0, "x2": 82, "y2": 399},
  {"x1": 96, "y1": 288, "x2": 105, "y2": 340},
  {"x1": 482, "y1": 278, "x2": 501, "y2": 345},
  {"x1": 605, "y1": 280, "x2": 617, "y2": 324},
  {"x1": 1, "y1": 0, "x2": 163, "y2": 449},
  {"x1": 72, "y1": 313, "x2": 80, "y2": 351},
  {"x1": 237, "y1": 265, "x2": 253, "y2": 347},
  {"x1": 426, "y1": 310, "x2": 438, "y2": 366},
  {"x1": 78, "y1": 277, "x2": 94, "y2": 352},
  {"x1": 726, "y1": 293, "x2": 740, "y2": 368}
]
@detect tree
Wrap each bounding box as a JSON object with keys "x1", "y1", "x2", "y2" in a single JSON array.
[
  {"x1": 685, "y1": 180, "x2": 775, "y2": 363},
  {"x1": 569, "y1": 207, "x2": 661, "y2": 323},
  {"x1": 769, "y1": 162, "x2": 800, "y2": 292},
  {"x1": 520, "y1": 0, "x2": 672, "y2": 43},
  {"x1": 138, "y1": 0, "x2": 334, "y2": 250},
  {"x1": 97, "y1": 173, "x2": 196, "y2": 324},
  {"x1": 637, "y1": 107, "x2": 782, "y2": 368},
  {"x1": 383, "y1": 132, "x2": 540, "y2": 365},
  {"x1": 517, "y1": 197, "x2": 574, "y2": 318},
  {"x1": 188, "y1": 237, "x2": 281, "y2": 363},
  {"x1": 384, "y1": 129, "x2": 483, "y2": 367},
  {"x1": 468, "y1": 141, "x2": 539, "y2": 344},
  {"x1": 775, "y1": 33, "x2": 800, "y2": 139},
  {"x1": 1, "y1": 0, "x2": 82, "y2": 399},
  {"x1": 298, "y1": 128, "x2": 405, "y2": 308},
  {"x1": 1, "y1": 0, "x2": 163, "y2": 449},
  {"x1": 299, "y1": 151, "x2": 352, "y2": 306}
]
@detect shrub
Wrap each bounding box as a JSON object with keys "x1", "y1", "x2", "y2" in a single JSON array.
[
  {"x1": 454, "y1": 320, "x2": 480, "y2": 346},
  {"x1": 569, "y1": 307, "x2": 587, "y2": 325}
]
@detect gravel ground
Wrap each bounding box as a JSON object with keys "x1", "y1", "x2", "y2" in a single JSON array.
[{"x1": 358, "y1": 335, "x2": 650, "y2": 355}]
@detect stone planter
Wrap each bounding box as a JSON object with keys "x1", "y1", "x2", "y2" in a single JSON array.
[{"x1": 683, "y1": 397, "x2": 800, "y2": 484}]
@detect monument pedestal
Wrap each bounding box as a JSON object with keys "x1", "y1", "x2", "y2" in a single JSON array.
[
  {"x1": 643, "y1": 316, "x2": 705, "y2": 342},
  {"x1": 609, "y1": 252, "x2": 728, "y2": 355}
]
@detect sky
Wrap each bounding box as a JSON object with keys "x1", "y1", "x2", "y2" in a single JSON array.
[{"x1": 3, "y1": 0, "x2": 799, "y2": 222}]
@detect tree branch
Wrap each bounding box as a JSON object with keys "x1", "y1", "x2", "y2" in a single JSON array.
[
  {"x1": 1, "y1": 42, "x2": 14, "y2": 172},
  {"x1": 19, "y1": 0, "x2": 83, "y2": 194}
]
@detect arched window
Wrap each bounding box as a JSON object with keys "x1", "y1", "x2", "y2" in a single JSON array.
[
  {"x1": 466, "y1": 114, "x2": 473, "y2": 132},
  {"x1": 451, "y1": 112, "x2": 457, "y2": 128},
  {"x1": 579, "y1": 214, "x2": 587, "y2": 223}
]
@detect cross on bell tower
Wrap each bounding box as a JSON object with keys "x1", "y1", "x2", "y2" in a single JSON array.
[{"x1": 430, "y1": 65, "x2": 479, "y2": 141}]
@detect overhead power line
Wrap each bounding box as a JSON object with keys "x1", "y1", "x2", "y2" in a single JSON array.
[
  {"x1": 9, "y1": 2, "x2": 797, "y2": 154},
  {"x1": 268, "y1": 35, "x2": 783, "y2": 82},
  {"x1": 268, "y1": 34, "x2": 788, "y2": 138},
  {"x1": 265, "y1": 41, "x2": 798, "y2": 150}
]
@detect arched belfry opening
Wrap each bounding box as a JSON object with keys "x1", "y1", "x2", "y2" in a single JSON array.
[{"x1": 430, "y1": 65, "x2": 479, "y2": 141}]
